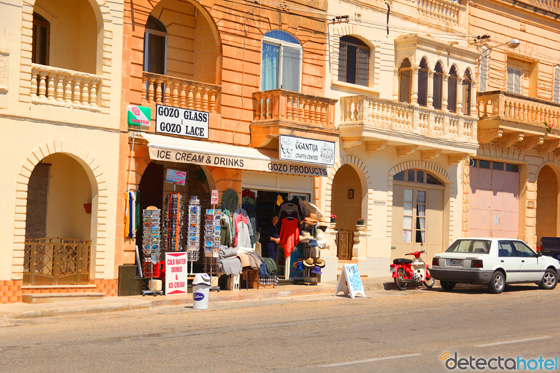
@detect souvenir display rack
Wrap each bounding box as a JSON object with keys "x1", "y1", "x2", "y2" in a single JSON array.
[
  {"x1": 204, "y1": 208, "x2": 222, "y2": 291},
  {"x1": 163, "y1": 192, "x2": 184, "y2": 252},
  {"x1": 142, "y1": 207, "x2": 163, "y2": 296},
  {"x1": 186, "y1": 196, "x2": 201, "y2": 275}
]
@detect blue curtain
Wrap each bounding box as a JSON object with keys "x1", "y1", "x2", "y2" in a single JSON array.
[{"x1": 262, "y1": 43, "x2": 279, "y2": 91}]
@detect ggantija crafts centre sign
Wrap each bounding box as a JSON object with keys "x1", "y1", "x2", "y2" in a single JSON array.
[
  {"x1": 156, "y1": 104, "x2": 209, "y2": 139},
  {"x1": 279, "y1": 135, "x2": 335, "y2": 166}
]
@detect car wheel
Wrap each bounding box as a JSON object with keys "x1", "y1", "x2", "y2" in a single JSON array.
[
  {"x1": 423, "y1": 270, "x2": 435, "y2": 288},
  {"x1": 539, "y1": 269, "x2": 557, "y2": 290},
  {"x1": 394, "y1": 269, "x2": 409, "y2": 290},
  {"x1": 488, "y1": 271, "x2": 505, "y2": 294},
  {"x1": 440, "y1": 281, "x2": 455, "y2": 291}
]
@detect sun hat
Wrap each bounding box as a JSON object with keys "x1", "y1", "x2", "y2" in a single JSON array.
[
  {"x1": 302, "y1": 213, "x2": 319, "y2": 225},
  {"x1": 316, "y1": 232, "x2": 328, "y2": 247},
  {"x1": 307, "y1": 238, "x2": 318, "y2": 247},
  {"x1": 302, "y1": 257, "x2": 315, "y2": 267},
  {"x1": 299, "y1": 231, "x2": 312, "y2": 242},
  {"x1": 314, "y1": 258, "x2": 326, "y2": 268},
  {"x1": 311, "y1": 266, "x2": 322, "y2": 274}
]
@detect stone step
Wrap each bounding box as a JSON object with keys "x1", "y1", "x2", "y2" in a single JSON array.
[{"x1": 22, "y1": 293, "x2": 105, "y2": 304}]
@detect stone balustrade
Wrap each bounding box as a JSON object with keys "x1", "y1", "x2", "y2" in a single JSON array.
[
  {"x1": 341, "y1": 95, "x2": 477, "y2": 142},
  {"x1": 31, "y1": 64, "x2": 101, "y2": 109},
  {"x1": 417, "y1": 0, "x2": 466, "y2": 27},
  {"x1": 478, "y1": 91, "x2": 560, "y2": 129},
  {"x1": 252, "y1": 89, "x2": 336, "y2": 128},
  {"x1": 142, "y1": 72, "x2": 220, "y2": 113}
]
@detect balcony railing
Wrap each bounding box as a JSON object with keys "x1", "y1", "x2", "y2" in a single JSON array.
[
  {"x1": 418, "y1": 0, "x2": 466, "y2": 27},
  {"x1": 340, "y1": 95, "x2": 477, "y2": 142},
  {"x1": 252, "y1": 89, "x2": 336, "y2": 128},
  {"x1": 478, "y1": 91, "x2": 560, "y2": 129},
  {"x1": 142, "y1": 72, "x2": 220, "y2": 113},
  {"x1": 24, "y1": 237, "x2": 91, "y2": 285},
  {"x1": 31, "y1": 64, "x2": 101, "y2": 109}
]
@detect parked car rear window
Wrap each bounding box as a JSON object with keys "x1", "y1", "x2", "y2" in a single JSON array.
[{"x1": 445, "y1": 239, "x2": 491, "y2": 254}]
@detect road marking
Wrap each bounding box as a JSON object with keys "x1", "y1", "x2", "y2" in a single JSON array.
[
  {"x1": 476, "y1": 336, "x2": 551, "y2": 348},
  {"x1": 319, "y1": 353, "x2": 422, "y2": 368}
]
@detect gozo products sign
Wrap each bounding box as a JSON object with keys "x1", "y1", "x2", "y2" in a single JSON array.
[
  {"x1": 279, "y1": 135, "x2": 335, "y2": 166},
  {"x1": 156, "y1": 104, "x2": 209, "y2": 139}
]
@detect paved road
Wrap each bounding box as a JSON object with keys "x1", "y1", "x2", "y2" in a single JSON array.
[{"x1": 1, "y1": 284, "x2": 559, "y2": 372}]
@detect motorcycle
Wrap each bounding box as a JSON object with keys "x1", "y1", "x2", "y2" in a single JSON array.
[{"x1": 390, "y1": 250, "x2": 434, "y2": 290}]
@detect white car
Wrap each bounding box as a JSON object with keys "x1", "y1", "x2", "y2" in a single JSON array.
[{"x1": 431, "y1": 238, "x2": 560, "y2": 294}]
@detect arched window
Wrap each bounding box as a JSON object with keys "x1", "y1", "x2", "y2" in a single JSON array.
[
  {"x1": 144, "y1": 16, "x2": 167, "y2": 75},
  {"x1": 338, "y1": 36, "x2": 369, "y2": 86},
  {"x1": 448, "y1": 66, "x2": 458, "y2": 113},
  {"x1": 418, "y1": 58, "x2": 428, "y2": 107},
  {"x1": 32, "y1": 12, "x2": 50, "y2": 65},
  {"x1": 480, "y1": 46, "x2": 489, "y2": 92},
  {"x1": 462, "y1": 70, "x2": 472, "y2": 115},
  {"x1": 433, "y1": 62, "x2": 443, "y2": 110},
  {"x1": 399, "y1": 59, "x2": 412, "y2": 103},
  {"x1": 554, "y1": 65, "x2": 560, "y2": 103},
  {"x1": 261, "y1": 31, "x2": 302, "y2": 92},
  {"x1": 393, "y1": 169, "x2": 443, "y2": 185}
]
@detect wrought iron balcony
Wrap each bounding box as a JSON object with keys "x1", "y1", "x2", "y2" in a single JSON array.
[
  {"x1": 477, "y1": 91, "x2": 560, "y2": 151},
  {"x1": 31, "y1": 64, "x2": 102, "y2": 110},
  {"x1": 339, "y1": 95, "x2": 478, "y2": 158},
  {"x1": 251, "y1": 89, "x2": 338, "y2": 148}
]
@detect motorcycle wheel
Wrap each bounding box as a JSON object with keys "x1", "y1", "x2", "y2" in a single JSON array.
[
  {"x1": 394, "y1": 269, "x2": 409, "y2": 290},
  {"x1": 423, "y1": 270, "x2": 435, "y2": 289}
]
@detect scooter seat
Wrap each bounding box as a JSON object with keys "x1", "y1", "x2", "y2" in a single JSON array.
[{"x1": 393, "y1": 258, "x2": 413, "y2": 264}]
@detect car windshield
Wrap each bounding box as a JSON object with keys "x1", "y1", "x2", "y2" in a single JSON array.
[{"x1": 445, "y1": 239, "x2": 491, "y2": 254}]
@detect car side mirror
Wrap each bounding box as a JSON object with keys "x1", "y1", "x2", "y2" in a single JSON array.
[{"x1": 537, "y1": 252, "x2": 543, "y2": 257}]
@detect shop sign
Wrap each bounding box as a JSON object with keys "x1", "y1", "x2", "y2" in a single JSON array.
[
  {"x1": 127, "y1": 105, "x2": 151, "y2": 127},
  {"x1": 279, "y1": 135, "x2": 335, "y2": 166},
  {"x1": 150, "y1": 148, "x2": 329, "y2": 177},
  {"x1": 211, "y1": 190, "x2": 219, "y2": 205},
  {"x1": 334, "y1": 263, "x2": 365, "y2": 299},
  {"x1": 156, "y1": 104, "x2": 209, "y2": 139},
  {"x1": 165, "y1": 252, "x2": 188, "y2": 295},
  {"x1": 165, "y1": 169, "x2": 187, "y2": 185}
]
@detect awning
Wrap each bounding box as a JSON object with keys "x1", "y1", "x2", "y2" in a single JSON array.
[{"x1": 139, "y1": 133, "x2": 328, "y2": 177}]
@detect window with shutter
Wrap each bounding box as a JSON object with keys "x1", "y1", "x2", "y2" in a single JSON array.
[
  {"x1": 338, "y1": 36, "x2": 370, "y2": 87},
  {"x1": 554, "y1": 65, "x2": 560, "y2": 103},
  {"x1": 507, "y1": 66, "x2": 522, "y2": 94},
  {"x1": 480, "y1": 46, "x2": 489, "y2": 92}
]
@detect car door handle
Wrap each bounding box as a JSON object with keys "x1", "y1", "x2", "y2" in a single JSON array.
[
  {"x1": 521, "y1": 260, "x2": 525, "y2": 263},
  {"x1": 501, "y1": 260, "x2": 504, "y2": 263}
]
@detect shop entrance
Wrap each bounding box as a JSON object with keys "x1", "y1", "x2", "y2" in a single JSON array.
[
  {"x1": 537, "y1": 165, "x2": 559, "y2": 243},
  {"x1": 136, "y1": 161, "x2": 212, "y2": 267},
  {"x1": 24, "y1": 154, "x2": 93, "y2": 285}
]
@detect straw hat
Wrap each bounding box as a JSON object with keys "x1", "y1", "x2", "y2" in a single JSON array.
[
  {"x1": 314, "y1": 258, "x2": 326, "y2": 268},
  {"x1": 299, "y1": 231, "x2": 312, "y2": 242},
  {"x1": 302, "y1": 257, "x2": 315, "y2": 267},
  {"x1": 302, "y1": 213, "x2": 319, "y2": 225}
]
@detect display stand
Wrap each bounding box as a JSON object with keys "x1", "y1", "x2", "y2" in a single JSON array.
[
  {"x1": 142, "y1": 207, "x2": 163, "y2": 296},
  {"x1": 186, "y1": 196, "x2": 201, "y2": 276},
  {"x1": 204, "y1": 206, "x2": 222, "y2": 292},
  {"x1": 163, "y1": 192, "x2": 184, "y2": 252}
]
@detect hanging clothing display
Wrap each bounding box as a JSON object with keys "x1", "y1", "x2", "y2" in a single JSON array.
[
  {"x1": 235, "y1": 216, "x2": 251, "y2": 249},
  {"x1": 220, "y1": 216, "x2": 231, "y2": 246},
  {"x1": 233, "y1": 207, "x2": 254, "y2": 237},
  {"x1": 279, "y1": 217, "x2": 300, "y2": 258}
]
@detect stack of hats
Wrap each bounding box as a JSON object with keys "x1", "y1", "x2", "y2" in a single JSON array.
[{"x1": 299, "y1": 231, "x2": 325, "y2": 275}]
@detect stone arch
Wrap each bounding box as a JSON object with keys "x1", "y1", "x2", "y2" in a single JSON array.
[
  {"x1": 387, "y1": 160, "x2": 455, "y2": 242},
  {"x1": 325, "y1": 155, "x2": 374, "y2": 233},
  {"x1": 19, "y1": 0, "x2": 114, "y2": 106},
  {"x1": 12, "y1": 140, "x2": 108, "y2": 281}
]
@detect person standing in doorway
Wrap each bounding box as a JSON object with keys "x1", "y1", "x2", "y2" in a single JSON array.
[{"x1": 265, "y1": 216, "x2": 280, "y2": 261}]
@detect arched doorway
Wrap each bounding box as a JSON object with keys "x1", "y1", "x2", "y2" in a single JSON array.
[
  {"x1": 537, "y1": 165, "x2": 559, "y2": 243},
  {"x1": 24, "y1": 154, "x2": 93, "y2": 285},
  {"x1": 331, "y1": 164, "x2": 362, "y2": 260},
  {"x1": 391, "y1": 168, "x2": 444, "y2": 261}
]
